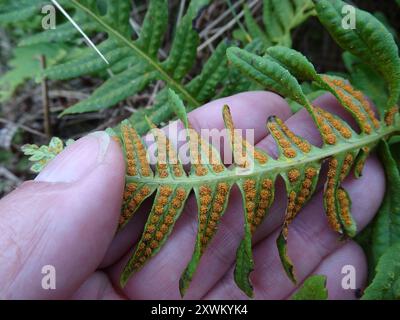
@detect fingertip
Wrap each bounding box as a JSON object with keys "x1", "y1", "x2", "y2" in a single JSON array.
[
  {"x1": 76, "y1": 134, "x2": 126, "y2": 233},
  {"x1": 0, "y1": 132, "x2": 126, "y2": 298}
]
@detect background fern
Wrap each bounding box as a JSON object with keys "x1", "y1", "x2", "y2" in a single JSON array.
[
  {"x1": 0, "y1": 0, "x2": 318, "y2": 135},
  {"x1": 235, "y1": 0, "x2": 315, "y2": 47},
  {"x1": 1, "y1": 0, "x2": 255, "y2": 134}
]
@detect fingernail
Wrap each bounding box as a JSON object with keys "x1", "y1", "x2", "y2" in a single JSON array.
[{"x1": 35, "y1": 131, "x2": 111, "y2": 183}]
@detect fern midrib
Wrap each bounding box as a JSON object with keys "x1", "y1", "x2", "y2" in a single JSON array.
[
  {"x1": 127, "y1": 123, "x2": 400, "y2": 186},
  {"x1": 70, "y1": 0, "x2": 201, "y2": 108}
]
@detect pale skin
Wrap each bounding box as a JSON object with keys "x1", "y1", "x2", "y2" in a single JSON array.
[{"x1": 0, "y1": 91, "x2": 385, "y2": 299}]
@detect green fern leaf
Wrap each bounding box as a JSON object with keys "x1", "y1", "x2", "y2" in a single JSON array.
[
  {"x1": 45, "y1": 40, "x2": 131, "y2": 80},
  {"x1": 186, "y1": 41, "x2": 230, "y2": 101},
  {"x1": 21, "y1": 137, "x2": 74, "y2": 173},
  {"x1": 169, "y1": 93, "x2": 233, "y2": 296},
  {"x1": 0, "y1": 43, "x2": 68, "y2": 102},
  {"x1": 266, "y1": 46, "x2": 319, "y2": 81},
  {"x1": 4, "y1": 0, "x2": 243, "y2": 137},
  {"x1": 262, "y1": 0, "x2": 314, "y2": 46},
  {"x1": 343, "y1": 52, "x2": 389, "y2": 117},
  {"x1": 129, "y1": 40, "x2": 231, "y2": 135},
  {"x1": 1, "y1": 0, "x2": 99, "y2": 47},
  {"x1": 370, "y1": 141, "x2": 400, "y2": 270},
  {"x1": 134, "y1": 0, "x2": 168, "y2": 58},
  {"x1": 20, "y1": 7, "x2": 99, "y2": 46},
  {"x1": 38, "y1": 0, "x2": 255, "y2": 128},
  {"x1": 119, "y1": 116, "x2": 191, "y2": 286},
  {"x1": 314, "y1": 0, "x2": 400, "y2": 110},
  {"x1": 60, "y1": 63, "x2": 157, "y2": 114},
  {"x1": 226, "y1": 47, "x2": 311, "y2": 109},
  {"x1": 243, "y1": 4, "x2": 270, "y2": 45},
  {"x1": 216, "y1": 39, "x2": 266, "y2": 98},
  {"x1": 0, "y1": 0, "x2": 49, "y2": 24},
  {"x1": 291, "y1": 275, "x2": 328, "y2": 300},
  {"x1": 47, "y1": 0, "x2": 205, "y2": 116},
  {"x1": 362, "y1": 243, "x2": 400, "y2": 300},
  {"x1": 26, "y1": 34, "x2": 400, "y2": 295}
]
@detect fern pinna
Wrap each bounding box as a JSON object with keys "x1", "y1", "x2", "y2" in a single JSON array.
[{"x1": 105, "y1": 0, "x2": 400, "y2": 298}]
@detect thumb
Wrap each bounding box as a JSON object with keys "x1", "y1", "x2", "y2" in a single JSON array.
[{"x1": 0, "y1": 132, "x2": 125, "y2": 299}]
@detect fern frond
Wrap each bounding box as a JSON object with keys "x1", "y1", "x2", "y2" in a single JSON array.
[
  {"x1": 367, "y1": 140, "x2": 400, "y2": 272},
  {"x1": 243, "y1": 4, "x2": 271, "y2": 45},
  {"x1": 314, "y1": 0, "x2": 400, "y2": 110},
  {"x1": 0, "y1": 0, "x2": 50, "y2": 25},
  {"x1": 43, "y1": 0, "x2": 204, "y2": 117},
  {"x1": 0, "y1": 0, "x2": 98, "y2": 46},
  {"x1": 128, "y1": 38, "x2": 268, "y2": 136},
  {"x1": 236, "y1": 0, "x2": 314, "y2": 47},
  {"x1": 36, "y1": 0, "x2": 132, "y2": 78},
  {"x1": 113, "y1": 78, "x2": 399, "y2": 296},
  {"x1": 113, "y1": 76, "x2": 399, "y2": 297},
  {"x1": 1, "y1": 0, "x2": 267, "y2": 135},
  {"x1": 0, "y1": 0, "x2": 121, "y2": 102},
  {"x1": 19, "y1": 0, "x2": 99, "y2": 46},
  {"x1": 38, "y1": 0, "x2": 262, "y2": 135},
  {"x1": 21, "y1": 137, "x2": 74, "y2": 173},
  {"x1": 44, "y1": 40, "x2": 131, "y2": 80},
  {"x1": 263, "y1": 0, "x2": 315, "y2": 46},
  {"x1": 0, "y1": 43, "x2": 68, "y2": 102},
  {"x1": 108, "y1": 2, "x2": 400, "y2": 297},
  {"x1": 361, "y1": 242, "x2": 400, "y2": 299},
  {"x1": 233, "y1": 0, "x2": 314, "y2": 47}
]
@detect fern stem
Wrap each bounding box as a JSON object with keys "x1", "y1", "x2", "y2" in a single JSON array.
[
  {"x1": 127, "y1": 123, "x2": 400, "y2": 186},
  {"x1": 70, "y1": 0, "x2": 200, "y2": 107}
]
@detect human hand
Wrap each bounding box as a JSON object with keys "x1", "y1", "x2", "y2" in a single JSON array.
[{"x1": 0, "y1": 91, "x2": 385, "y2": 299}]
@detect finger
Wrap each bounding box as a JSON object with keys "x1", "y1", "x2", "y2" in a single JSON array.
[
  {"x1": 204, "y1": 155, "x2": 382, "y2": 299},
  {"x1": 0, "y1": 132, "x2": 125, "y2": 299},
  {"x1": 204, "y1": 240, "x2": 367, "y2": 300},
  {"x1": 100, "y1": 91, "x2": 292, "y2": 267},
  {"x1": 71, "y1": 272, "x2": 126, "y2": 300},
  {"x1": 304, "y1": 241, "x2": 367, "y2": 300}
]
